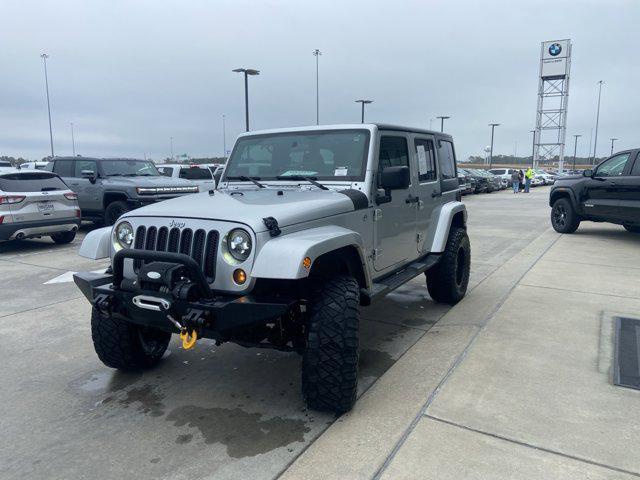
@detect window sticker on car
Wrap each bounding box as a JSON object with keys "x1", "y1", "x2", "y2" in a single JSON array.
[
  {"x1": 280, "y1": 170, "x2": 318, "y2": 176},
  {"x1": 417, "y1": 145, "x2": 428, "y2": 174},
  {"x1": 334, "y1": 167, "x2": 348, "y2": 176}
]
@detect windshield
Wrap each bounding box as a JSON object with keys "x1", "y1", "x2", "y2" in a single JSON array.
[
  {"x1": 101, "y1": 160, "x2": 160, "y2": 177},
  {"x1": 224, "y1": 130, "x2": 370, "y2": 182}
]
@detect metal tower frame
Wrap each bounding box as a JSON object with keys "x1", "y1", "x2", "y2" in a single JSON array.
[{"x1": 533, "y1": 40, "x2": 572, "y2": 171}]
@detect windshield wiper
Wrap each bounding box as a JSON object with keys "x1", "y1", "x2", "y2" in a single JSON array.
[
  {"x1": 226, "y1": 176, "x2": 265, "y2": 188},
  {"x1": 276, "y1": 175, "x2": 329, "y2": 190}
]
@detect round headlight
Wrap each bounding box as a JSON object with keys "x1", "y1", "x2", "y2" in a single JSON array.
[
  {"x1": 114, "y1": 221, "x2": 134, "y2": 250},
  {"x1": 226, "y1": 228, "x2": 252, "y2": 262}
]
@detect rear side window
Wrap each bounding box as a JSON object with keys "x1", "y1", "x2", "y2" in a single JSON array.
[
  {"x1": 437, "y1": 140, "x2": 456, "y2": 179},
  {"x1": 379, "y1": 136, "x2": 409, "y2": 172},
  {"x1": 158, "y1": 167, "x2": 173, "y2": 177},
  {"x1": 414, "y1": 138, "x2": 437, "y2": 182},
  {"x1": 179, "y1": 167, "x2": 212, "y2": 180},
  {"x1": 0, "y1": 173, "x2": 68, "y2": 192},
  {"x1": 53, "y1": 159, "x2": 74, "y2": 177},
  {"x1": 74, "y1": 159, "x2": 97, "y2": 177}
]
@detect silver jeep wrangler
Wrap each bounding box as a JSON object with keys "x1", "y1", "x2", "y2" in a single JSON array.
[{"x1": 75, "y1": 124, "x2": 470, "y2": 413}]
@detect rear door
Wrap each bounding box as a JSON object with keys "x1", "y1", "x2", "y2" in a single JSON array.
[
  {"x1": 583, "y1": 153, "x2": 632, "y2": 219},
  {"x1": 412, "y1": 135, "x2": 440, "y2": 254},
  {"x1": 0, "y1": 173, "x2": 77, "y2": 223},
  {"x1": 374, "y1": 133, "x2": 418, "y2": 272},
  {"x1": 618, "y1": 151, "x2": 640, "y2": 224}
]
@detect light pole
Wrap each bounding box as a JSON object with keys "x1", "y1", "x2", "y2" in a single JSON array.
[
  {"x1": 572, "y1": 134, "x2": 581, "y2": 171},
  {"x1": 40, "y1": 53, "x2": 54, "y2": 158},
  {"x1": 313, "y1": 49, "x2": 322, "y2": 125},
  {"x1": 610, "y1": 138, "x2": 618, "y2": 156},
  {"x1": 355, "y1": 99, "x2": 373, "y2": 123},
  {"x1": 488, "y1": 123, "x2": 500, "y2": 170},
  {"x1": 170, "y1": 136, "x2": 174, "y2": 161},
  {"x1": 437, "y1": 116, "x2": 450, "y2": 133},
  {"x1": 232, "y1": 68, "x2": 260, "y2": 132},
  {"x1": 222, "y1": 114, "x2": 227, "y2": 158},
  {"x1": 592, "y1": 80, "x2": 604, "y2": 163},
  {"x1": 70, "y1": 122, "x2": 76, "y2": 156},
  {"x1": 429, "y1": 118, "x2": 434, "y2": 130},
  {"x1": 530, "y1": 130, "x2": 536, "y2": 168}
]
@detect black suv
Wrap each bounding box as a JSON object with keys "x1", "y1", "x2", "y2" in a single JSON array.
[{"x1": 549, "y1": 149, "x2": 640, "y2": 233}]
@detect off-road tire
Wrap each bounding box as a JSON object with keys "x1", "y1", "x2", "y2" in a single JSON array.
[
  {"x1": 550, "y1": 198, "x2": 580, "y2": 234},
  {"x1": 104, "y1": 200, "x2": 129, "y2": 226},
  {"x1": 91, "y1": 308, "x2": 171, "y2": 370},
  {"x1": 51, "y1": 230, "x2": 76, "y2": 244},
  {"x1": 426, "y1": 227, "x2": 471, "y2": 305},
  {"x1": 302, "y1": 275, "x2": 360, "y2": 414},
  {"x1": 624, "y1": 225, "x2": 640, "y2": 233}
]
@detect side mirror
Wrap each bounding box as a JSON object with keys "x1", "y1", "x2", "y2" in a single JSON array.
[
  {"x1": 81, "y1": 170, "x2": 97, "y2": 183},
  {"x1": 376, "y1": 166, "x2": 410, "y2": 205},
  {"x1": 380, "y1": 166, "x2": 410, "y2": 190},
  {"x1": 582, "y1": 169, "x2": 593, "y2": 178}
]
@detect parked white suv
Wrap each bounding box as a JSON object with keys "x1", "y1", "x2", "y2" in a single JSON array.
[
  {"x1": 157, "y1": 164, "x2": 216, "y2": 190},
  {"x1": 0, "y1": 170, "x2": 81, "y2": 243}
]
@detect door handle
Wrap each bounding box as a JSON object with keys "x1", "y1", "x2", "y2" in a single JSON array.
[
  {"x1": 432, "y1": 191, "x2": 442, "y2": 198},
  {"x1": 405, "y1": 195, "x2": 419, "y2": 204}
]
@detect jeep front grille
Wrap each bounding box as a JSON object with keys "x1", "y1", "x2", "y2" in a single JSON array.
[{"x1": 133, "y1": 226, "x2": 219, "y2": 282}]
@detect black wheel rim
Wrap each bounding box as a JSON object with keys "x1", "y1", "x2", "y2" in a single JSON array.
[
  {"x1": 552, "y1": 204, "x2": 567, "y2": 228},
  {"x1": 455, "y1": 246, "x2": 466, "y2": 286},
  {"x1": 137, "y1": 327, "x2": 167, "y2": 357}
]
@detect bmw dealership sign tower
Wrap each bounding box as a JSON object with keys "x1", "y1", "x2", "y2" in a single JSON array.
[{"x1": 533, "y1": 39, "x2": 572, "y2": 171}]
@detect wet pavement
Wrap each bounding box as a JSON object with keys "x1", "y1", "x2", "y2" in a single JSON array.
[{"x1": 0, "y1": 187, "x2": 553, "y2": 480}]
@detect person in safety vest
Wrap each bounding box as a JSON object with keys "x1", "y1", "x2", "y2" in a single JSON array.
[{"x1": 524, "y1": 168, "x2": 534, "y2": 193}]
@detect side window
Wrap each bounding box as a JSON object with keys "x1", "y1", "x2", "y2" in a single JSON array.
[
  {"x1": 630, "y1": 153, "x2": 640, "y2": 176},
  {"x1": 53, "y1": 159, "x2": 74, "y2": 177},
  {"x1": 74, "y1": 160, "x2": 97, "y2": 177},
  {"x1": 437, "y1": 140, "x2": 456, "y2": 179},
  {"x1": 414, "y1": 138, "x2": 437, "y2": 182},
  {"x1": 596, "y1": 153, "x2": 630, "y2": 177},
  {"x1": 378, "y1": 136, "x2": 409, "y2": 173},
  {"x1": 158, "y1": 167, "x2": 173, "y2": 177}
]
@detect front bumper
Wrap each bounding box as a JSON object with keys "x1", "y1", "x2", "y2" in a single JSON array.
[
  {"x1": 73, "y1": 251, "x2": 296, "y2": 338},
  {"x1": 0, "y1": 217, "x2": 80, "y2": 241}
]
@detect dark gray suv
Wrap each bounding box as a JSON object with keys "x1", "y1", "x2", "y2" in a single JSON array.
[{"x1": 50, "y1": 157, "x2": 199, "y2": 225}]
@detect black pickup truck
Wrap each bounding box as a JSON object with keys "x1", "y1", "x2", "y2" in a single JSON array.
[{"x1": 549, "y1": 149, "x2": 640, "y2": 233}]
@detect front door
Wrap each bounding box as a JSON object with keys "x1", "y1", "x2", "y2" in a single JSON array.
[
  {"x1": 412, "y1": 135, "x2": 440, "y2": 253},
  {"x1": 582, "y1": 152, "x2": 632, "y2": 219},
  {"x1": 618, "y1": 151, "x2": 640, "y2": 224},
  {"x1": 373, "y1": 134, "x2": 418, "y2": 272},
  {"x1": 72, "y1": 159, "x2": 102, "y2": 213}
]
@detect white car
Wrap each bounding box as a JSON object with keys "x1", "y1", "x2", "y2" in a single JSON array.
[
  {"x1": 533, "y1": 169, "x2": 556, "y2": 185},
  {"x1": 157, "y1": 164, "x2": 216, "y2": 190},
  {"x1": 0, "y1": 170, "x2": 80, "y2": 242},
  {"x1": 20, "y1": 161, "x2": 51, "y2": 170},
  {"x1": 488, "y1": 168, "x2": 518, "y2": 188},
  {"x1": 0, "y1": 161, "x2": 16, "y2": 173},
  {"x1": 202, "y1": 163, "x2": 225, "y2": 186}
]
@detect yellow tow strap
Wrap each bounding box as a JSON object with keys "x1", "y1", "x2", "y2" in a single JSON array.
[{"x1": 180, "y1": 329, "x2": 198, "y2": 350}]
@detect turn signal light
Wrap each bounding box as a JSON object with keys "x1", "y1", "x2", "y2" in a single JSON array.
[
  {"x1": 0, "y1": 195, "x2": 26, "y2": 205},
  {"x1": 233, "y1": 269, "x2": 247, "y2": 285},
  {"x1": 64, "y1": 192, "x2": 78, "y2": 200}
]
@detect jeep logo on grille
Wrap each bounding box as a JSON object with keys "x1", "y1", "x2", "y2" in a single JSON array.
[
  {"x1": 169, "y1": 220, "x2": 186, "y2": 228},
  {"x1": 147, "y1": 271, "x2": 161, "y2": 280}
]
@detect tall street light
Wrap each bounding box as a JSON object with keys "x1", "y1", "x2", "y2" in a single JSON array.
[
  {"x1": 355, "y1": 99, "x2": 373, "y2": 123},
  {"x1": 572, "y1": 134, "x2": 581, "y2": 171},
  {"x1": 530, "y1": 130, "x2": 536, "y2": 168},
  {"x1": 437, "y1": 116, "x2": 450, "y2": 133},
  {"x1": 70, "y1": 122, "x2": 76, "y2": 156},
  {"x1": 313, "y1": 49, "x2": 322, "y2": 125},
  {"x1": 170, "y1": 136, "x2": 174, "y2": 161},
  {"x1": 232, "y1": 68, "x2": 260, "y2": 132},
  {"x1": 488, "y1": 123, "x2": 500, "y2": 170},
  {"x1": 222, "y1": 114, "x2": 227, "y2": 158},
  {"x1": 40, "y1": 53, "x2": 54, "y2": 158},
  {"x1": 592, "y1": 80, "x2": 604, "y2": 163},
  {"x1": 429, "y1": 118, "x2": 434, "y2": 130},
  {"x1": 610, "y1": 138, "x2": 618, "y2": 156}
]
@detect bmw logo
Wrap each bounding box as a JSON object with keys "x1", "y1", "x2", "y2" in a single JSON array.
[{"x1": 549, "y1": 43, "x2": 562, "y2": 56}]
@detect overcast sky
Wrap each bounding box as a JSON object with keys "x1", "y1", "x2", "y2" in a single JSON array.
[{"x1": 1, "y1": 0, "x2": 638, "y2": 161}]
